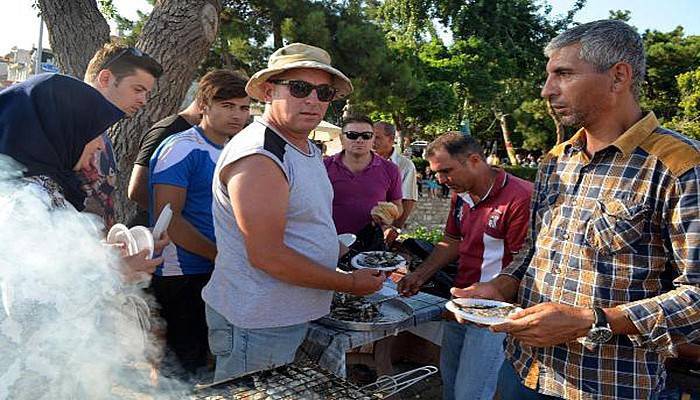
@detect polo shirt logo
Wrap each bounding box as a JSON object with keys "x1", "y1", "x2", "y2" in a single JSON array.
[{"x1": 487, "y1": 209, "x2": 503, "y2": 229}]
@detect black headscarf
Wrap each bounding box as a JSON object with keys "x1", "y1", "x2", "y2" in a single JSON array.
[{"x1": 0, "y1": 73, "x2": 124, "y2": 210}]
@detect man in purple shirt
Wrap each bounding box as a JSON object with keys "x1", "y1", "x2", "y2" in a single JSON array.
[{"x1": 324, "y1": 114, "x2": 402, "y2": 246}]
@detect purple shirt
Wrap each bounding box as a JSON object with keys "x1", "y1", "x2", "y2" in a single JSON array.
[{"x1": 324, "y1": 152, "x2": 403, "y2": 234}]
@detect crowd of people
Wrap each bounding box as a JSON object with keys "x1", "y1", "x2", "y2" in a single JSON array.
[{"x1": 1, "y1": 18, "x2": 700, "y2": 400}]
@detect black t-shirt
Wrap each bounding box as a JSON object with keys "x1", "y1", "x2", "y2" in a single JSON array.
[{"x1": 133, "y1": 114, "x2": 193, "y2": 166}]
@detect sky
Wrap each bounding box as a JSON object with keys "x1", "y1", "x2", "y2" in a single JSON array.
[{"x1": 1, "y1": 0, "x2": 699, "y2": 56}]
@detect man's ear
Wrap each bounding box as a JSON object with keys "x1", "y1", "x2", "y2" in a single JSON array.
[
  {"x1": 262, "y1": 82, "x2": 275, "y2": 102},
  {"x1": 610, "y1": 62, "x2": 633, "y2": 94},
  {"x1": 466, "y1": 153, "x2": 481, "y2": 165},
  {"x1": 197, "y1": 100, "x2": 208, "y2": 114},
  {"x1": 95, "y1": 69, "x2": 113, "y2": 89}
]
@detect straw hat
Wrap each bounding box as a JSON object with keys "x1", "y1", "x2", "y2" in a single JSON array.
[{"x1": 245, "y1": 43, "x2": 353, "y2": 101}]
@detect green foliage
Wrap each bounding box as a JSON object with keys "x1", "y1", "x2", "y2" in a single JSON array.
[
  {"x1": 411, "y1": 157, "x2": 428, "y2": 173},
  {"x1": 677, "y1": 68, "x2": 700, "y2": 117},
  {"x1": 282, "y1": 8, "x2": 331, "y2": 50},
  {"x1": 666, "y1": 117, "x2": 700, "y2": 140},
  {"x1": 665, "y1": 67, "x2": 700, "y2": 140},
  {"x1": 513, "y1": 99, "x2": 559, "y2": 151},
  {"x1": 608, "y1": 9, "x2": 632, "y2": 22},
  {"x1": 401, "y1": 226, "x2": 444, "y2": 244},
  {"x1": 407, "y1": 81, "x2": 459, "y2": 125},
  {"x1": 503, "y1": 165, "x2": 538, "y2": 182},
  {"x1": 642, "y1": 27, "x2": 700, "y2": 120}
]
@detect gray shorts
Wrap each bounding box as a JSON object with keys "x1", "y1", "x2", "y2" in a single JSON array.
[{"x1": 205, "y1": 305, "x2": 309, "y2": 381}]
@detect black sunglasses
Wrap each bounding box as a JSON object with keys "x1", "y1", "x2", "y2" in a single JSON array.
[
  {"x1": 344, "y1": 131, "x2": 374, "y2": 140},
  {"x1": 271, "y1": 79, "x2": 337, "y2": 102}
]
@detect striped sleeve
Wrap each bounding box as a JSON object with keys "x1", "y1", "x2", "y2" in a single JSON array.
[{"x1": 619, "y1": 166, "x2": 700, "y2": 356}]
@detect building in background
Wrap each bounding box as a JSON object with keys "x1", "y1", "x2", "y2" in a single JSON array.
[{"x1": 3, "y1": 46, "x2": 57, "y2": 84}]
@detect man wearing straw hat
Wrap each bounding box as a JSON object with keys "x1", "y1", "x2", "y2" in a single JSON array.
[{"x1": 202, "y1": 43, "x2": 385, "y2": 380}]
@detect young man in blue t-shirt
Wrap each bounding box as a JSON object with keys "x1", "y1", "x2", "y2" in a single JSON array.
[{"x1": 148, "y1": 70, "x2": 250, "y2": 381}]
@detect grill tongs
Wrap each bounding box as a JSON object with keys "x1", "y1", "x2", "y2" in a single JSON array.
[{"x1": 362, "y1": 365, "x2": 439, "y2": 398}]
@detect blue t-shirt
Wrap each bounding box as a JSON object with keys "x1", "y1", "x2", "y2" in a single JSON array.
[{"x1": 149, "y1": 126, "x2": 222, "y2": 276}]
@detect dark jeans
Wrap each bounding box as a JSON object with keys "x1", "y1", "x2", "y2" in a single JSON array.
[{"x1": 152, "y1": 273, "x2": 212, "y2": 381}]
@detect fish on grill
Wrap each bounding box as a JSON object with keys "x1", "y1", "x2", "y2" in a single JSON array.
[
  {"x1": 328, "y1": 293, "x2": 380, "y2": 323},
  {"x1": 191, "y1": 362, "x2": 381, "y2": 399}
]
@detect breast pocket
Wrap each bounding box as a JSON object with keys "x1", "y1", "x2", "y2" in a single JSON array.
[{"x1": 585, "y1": 199, "x2": 648, "y2": 255}]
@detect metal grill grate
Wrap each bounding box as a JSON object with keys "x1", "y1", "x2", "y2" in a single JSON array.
[{"x1": 191, "y1": 362, "x2": 381, "y2": 400}]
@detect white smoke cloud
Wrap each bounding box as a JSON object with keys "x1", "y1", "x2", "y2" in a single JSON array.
[{"x1": 0, "y1": 156, "x2": 188, "y2": 399}]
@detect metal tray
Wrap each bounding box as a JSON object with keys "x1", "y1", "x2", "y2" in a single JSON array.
[{"x1": 317, "y1": 298, "x2": 414, "y2": 331}]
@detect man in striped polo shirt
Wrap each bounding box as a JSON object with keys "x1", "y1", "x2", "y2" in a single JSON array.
[{"x1": 398, "y1": 132, "x2": 533, "y2": 400}]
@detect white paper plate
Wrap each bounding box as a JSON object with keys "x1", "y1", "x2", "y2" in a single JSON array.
[
  {"x1": 106, "y1": 224, "x2": 138, "y2": 255},
  {"x1": 129, "y1": 226, "x2": 154, "y2": 259},
  {"x1": 351, "y1": 251, "x2": 406, "y2": 271},
  {"x1": 446, "y1": 298, "x2": 522, "y2": 326},
  {"x1": 106, "y1": 223, "x2": 155, "y2": 259}
]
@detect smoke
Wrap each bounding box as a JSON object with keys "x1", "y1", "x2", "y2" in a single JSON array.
[{"x1": 0, "y1": 156, "x2": 188, "y2": 399}]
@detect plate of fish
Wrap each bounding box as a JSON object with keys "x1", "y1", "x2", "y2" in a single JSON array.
[
  {"x1": 446, "y1": 298, "x2": 522, "y2": 326},
  {"x1": 351, "y1": 251, "x2": 406, "y2": 271},
  {"x1": 319, "y1": 293, "x2": 413, "y2": 331}
]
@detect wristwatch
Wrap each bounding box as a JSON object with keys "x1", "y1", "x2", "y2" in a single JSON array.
[{"x1": 586, "y1": 307, "x2": 613, "y2": 344}]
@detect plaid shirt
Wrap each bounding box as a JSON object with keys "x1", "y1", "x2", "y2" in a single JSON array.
[{"x1": 500, "y1": 112, "x2": 700, "y2": 399}]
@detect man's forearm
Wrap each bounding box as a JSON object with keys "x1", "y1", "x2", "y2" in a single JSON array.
[
  {"x1": 127, "y1": 165, "x2": 149, "y2": 209},
  {"x1": 169, "y1": 215, "x2": 217, "y2": 261},
  {"x1": 492, "y1": 274, "x2": 521, "y2": 303},
  {"x1": 248, "y1": 243, "x2": 352, "y2": 292}
]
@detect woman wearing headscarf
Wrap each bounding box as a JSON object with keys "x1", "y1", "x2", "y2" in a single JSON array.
[
  {"x1": 0, "y1": 73, "x2": 169, "y2": 398},
  {"x1": 0, "y1": 73, "x2": 165, "y2": 280}
]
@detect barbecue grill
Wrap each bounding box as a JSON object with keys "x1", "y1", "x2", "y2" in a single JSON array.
[{"x1": 191, "y1": 361, "x2": 437, "y2": 399}]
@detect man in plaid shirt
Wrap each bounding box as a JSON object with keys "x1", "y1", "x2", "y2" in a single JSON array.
[{"x1": 454, "y1": 20, "x2": 700, "y2": 400}]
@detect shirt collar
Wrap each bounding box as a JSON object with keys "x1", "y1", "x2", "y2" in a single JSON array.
[
  {"x1": 562, "y1": 112, "x2": 659, "y2": 158},
  {"x1": 458, "y1": 167, "x2": 507, "y2": 207},
  {"x1": 389, "y1": 148, "x2": 400, "y2": 164},
  {"x1": 563, "y1": 129, "x2": 587, "y2": 157},
  {"x1": 483, "y1": 167, "x2": 507, "y2": 201},
  {"x1": 609, "y1": 112, "x2": 659, "y2": 157}
]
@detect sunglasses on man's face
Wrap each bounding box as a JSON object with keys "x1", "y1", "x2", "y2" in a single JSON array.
[
  {"x1": 271, "y1": 79, "x2": 337, "y2": 102},
  {"x1": 344, "y1": 131, "x2": 374, "y2": 140}
]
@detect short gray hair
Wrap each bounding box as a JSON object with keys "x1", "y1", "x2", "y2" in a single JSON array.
[
  {"x1": 374, "y1": 121, "x2": 396, "y2": 137},
  {"x1": 545, "y1": 19, "x2": 645, "y2": 99}
]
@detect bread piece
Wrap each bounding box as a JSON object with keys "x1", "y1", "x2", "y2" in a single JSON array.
[{"x1": 370, "y1": 201, "x2": 400, "y2": 225}]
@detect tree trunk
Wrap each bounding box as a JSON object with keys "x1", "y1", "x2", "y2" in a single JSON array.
[
  {"x1": 495, "y1": 110, "x2": 518, "y2": 166},
  {"x1": 272, "y1": 14, "x2": 283, "y2": 49},
  {"x1": 546, "y1": 98, "x2": 566, "y2": 145},
  {"x1": 38, "y1": 0, "x2": 111, "y2": 78},
  {"x1": 112, "y1": 0, "x2": 222, "y2": 223},
  {"x1": 392, "y1": 113, "x2": 408, "y2": 153}
]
